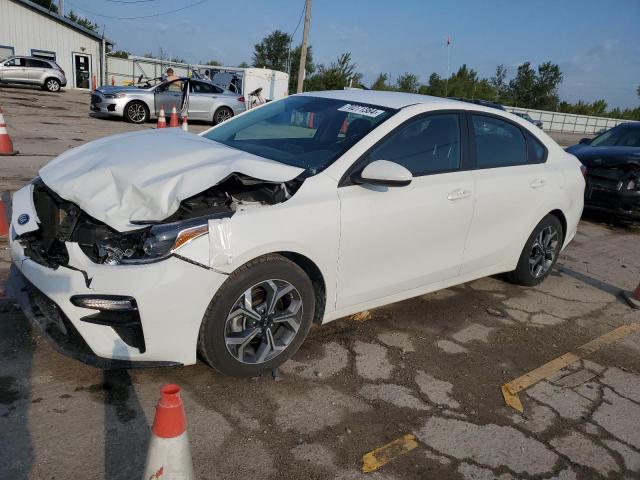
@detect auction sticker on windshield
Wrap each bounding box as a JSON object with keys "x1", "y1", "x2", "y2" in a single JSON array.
[{"x1": 338, "y1": 104, "x2": 386, "y2": 118}]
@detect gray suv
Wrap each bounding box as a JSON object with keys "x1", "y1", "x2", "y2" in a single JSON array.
[{"x1": 0, "y1": 56, "x2": 67, "y2": 92}]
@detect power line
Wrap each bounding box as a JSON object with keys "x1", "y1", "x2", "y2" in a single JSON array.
[
  {"x1": 66, "y1": 0, "x2": 208, "y2": 19},
  {"x1": 291, "y1": 0, "x2": 306, "y2": 40}
]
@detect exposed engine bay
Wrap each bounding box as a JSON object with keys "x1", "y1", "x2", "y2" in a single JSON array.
[{"x1": 18, "y1": 175, "x2": 302, "y2": 268}]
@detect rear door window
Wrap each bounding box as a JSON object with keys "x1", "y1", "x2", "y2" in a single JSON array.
[
  {"x1": 472, "y1": 115, "x2": 527, "y2": 168},
  {"x1": 26, "y1": 59, "x2": 50, "y2": 68}
]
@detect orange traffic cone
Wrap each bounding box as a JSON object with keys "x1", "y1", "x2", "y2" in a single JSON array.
[
  {"x1": 142, "y1": 384, "x2": 194, "y2": 480},
  {"x1": 111, "y1": 76, "x2": 115, "y2": 86},
  {"x1": 181, "y1": 114, "x2": 188, "y2": 132},
  {"x1": 157, "y1": 106, "x2": 167, "y2": 129},
  {"x1": 0, "y1": 108, "x2": 18, "y2": 156},
  {"x1": 623, "y1": 281, "x2": 640, "y2": 310},
  {"x1": 169, "y1": 105, "x2": 179, "y2": 128}
]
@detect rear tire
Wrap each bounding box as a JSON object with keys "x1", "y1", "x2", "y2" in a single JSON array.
[
  {"x1": 213, "y1": 106, "x2": 233, "y2": 125},
  {"x1": 198, "y1": 254, "x2": 315, "y2": 377},
  {"x1": 505, "y1": 214, "x2": 563, "y2": 286},
  {"x1": 44, "y1": 78, "x2": 60, "y2": 92}
]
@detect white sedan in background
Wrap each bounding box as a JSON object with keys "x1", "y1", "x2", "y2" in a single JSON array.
[{"x1": 7, "y1": 90, "x2": 585, "y2": 377}]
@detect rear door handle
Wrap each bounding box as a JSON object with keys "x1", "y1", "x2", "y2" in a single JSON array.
[
  {"x1": 530, "y1": 178, "x2": 547, "y2": 189},
  {"x1": 447, "y1": 189, "x2": 472, "y2": 201}
]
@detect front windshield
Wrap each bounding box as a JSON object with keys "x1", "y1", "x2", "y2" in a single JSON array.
[
  {"x1": 203, "y1": 96, "x2": 396, "y2": 174},
  {"x1": 590, "y1": 125, "x2": 640, "y2": 148}
]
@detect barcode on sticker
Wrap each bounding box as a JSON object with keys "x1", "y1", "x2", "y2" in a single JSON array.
[{"x1": 337, "y1": 104, "x2": 385, "y2": 118}]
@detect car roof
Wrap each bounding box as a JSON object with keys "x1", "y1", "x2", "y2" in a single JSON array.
[
  {"x1": 9, "y1": 55, "x2": 54, "y2": 62},
  {"x1": 299, "y1": 89, "x2": 467, "y2": 110}
]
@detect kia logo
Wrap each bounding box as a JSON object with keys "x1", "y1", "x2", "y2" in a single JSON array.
[{"x1": 17, "y1": 213, "x2": 30, "y2": 225}]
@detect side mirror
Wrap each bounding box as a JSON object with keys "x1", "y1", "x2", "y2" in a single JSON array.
[
  {"x1": 352, "y1": 160, "x2": 413, "y2": 187},
  {"x1": 579, "y1": 137, "x2": 592, "y2": 145}
]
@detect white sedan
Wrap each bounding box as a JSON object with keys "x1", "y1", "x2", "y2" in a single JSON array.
[{"x1": 7, "y1": 90, "x2": 585, "y2": 376}]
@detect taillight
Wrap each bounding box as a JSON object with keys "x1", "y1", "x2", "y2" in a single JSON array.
[
  {"x1": 237, "y1": 96, "x2": 245, "y2": 103},
  {"x1": 580, "y1": 164, "x2": 587, "y2": 178}
]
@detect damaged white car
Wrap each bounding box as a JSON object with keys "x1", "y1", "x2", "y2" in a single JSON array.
[{"x1": 6, "y1": 90, "x2": 585, "y2": 377}]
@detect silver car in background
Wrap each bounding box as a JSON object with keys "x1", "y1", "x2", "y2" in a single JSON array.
[
  {"x1": 0, "y1": 55, "x2": 67, "y2": 92},
  {"x1": 90, "y1": 77, "x2": 246, "y2": 124}
]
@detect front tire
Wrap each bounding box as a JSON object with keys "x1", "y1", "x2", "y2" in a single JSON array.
[
  {"x1": 506, "y1": 214, "x2": 563, "y2": 286},
  {"x1": 198, "y1": 254, "x2": 315, "y2": 377},
  {"x1": 44, "y1": 78, "x2": 61, "y2": 92},
  {"x1": 213, "y1": 106, "x2": 233, "y2": 125},
  {"x1": 124, "y1": 101, "x2": 148, "y2": 124}
]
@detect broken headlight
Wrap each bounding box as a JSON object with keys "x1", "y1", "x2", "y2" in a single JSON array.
[{"x1": 139, "y1": 217, "x2": 209, "y2": 261}]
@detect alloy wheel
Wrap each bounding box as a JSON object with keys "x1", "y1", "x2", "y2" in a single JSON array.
[
  {"x1": 127, "y1": 103, "x2": 146, "y2": 123},
  {"x1": 224, "y1": 279, "x2": 303, "y2": 364},
  {"x1": 215, "y1": 109, "x2": 232, "y2": 123},
  {"x1": 47, "y1": 79, "x2": 60, "y2": 92},
  {"x1": 529, "y1": 226, "x2": 559, "y2": 278}
]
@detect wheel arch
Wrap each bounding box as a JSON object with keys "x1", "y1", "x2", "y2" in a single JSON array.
[
  {"x1": 548, "y1": 208, "x2": 567, "y2": 244},
  {"x1": 274, "y1": 251, "x2": 326, "y2": 325}
]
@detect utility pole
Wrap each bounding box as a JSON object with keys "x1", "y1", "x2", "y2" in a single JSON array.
[
  {"x1": 296, "y1": 0, "x2": 311, "y2": 93},
  {"x1": 59, "y1": 0, "x2": 64, "y2": 16}
]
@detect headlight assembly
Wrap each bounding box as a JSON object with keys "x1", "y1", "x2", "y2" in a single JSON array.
[{"x1": 139, "y1": 218, "x2": 209, "y2": 260}]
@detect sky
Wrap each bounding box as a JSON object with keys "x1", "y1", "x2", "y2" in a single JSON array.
[{"x1": 64, "y1": 0, "x2": 640, "y2": 109}]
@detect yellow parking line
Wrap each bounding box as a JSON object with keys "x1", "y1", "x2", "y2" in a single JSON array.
[
  {"x1": 361, "y1": 433, "x2": 419, "y2": 473},
  {"x1": 502, "y1": 323, "x2": 640, "y2": 413}
]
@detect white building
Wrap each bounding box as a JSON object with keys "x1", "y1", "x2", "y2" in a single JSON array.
[{"x1": 0, "y1": 0, "x2": 112, "y2": 89}]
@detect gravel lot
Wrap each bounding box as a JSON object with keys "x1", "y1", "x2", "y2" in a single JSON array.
[{"x1": 1, "y1": 86, "x2": 639, "y2": 480}]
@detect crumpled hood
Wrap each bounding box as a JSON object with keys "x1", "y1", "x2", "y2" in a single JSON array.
[
  {"x1": 39, "y1": 128, "x2": 304, "y2": 232},
  {"x1": 566, "y1": 144, "x2": 640, "y2": 168}
]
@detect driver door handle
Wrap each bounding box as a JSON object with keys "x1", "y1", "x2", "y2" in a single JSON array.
[
  {"x1": 530, "y1": 178, "x2": 547, "y2": 189},
  {"x1": 447, "y1": 189, "x2": 472, "y2": 201}
]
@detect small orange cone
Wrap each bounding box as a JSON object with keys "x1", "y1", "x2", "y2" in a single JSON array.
[
  {"x1": 169, "y1": 105, "x2": 179, "y2": 128},
  {"x1": 181, "y1": 114, "x2": 188, "y2": 132},
  {"x1": 142, "y1": 384, "x2": 194, "y2": 480},
  {"x1": 111, "y1": 76, "x2": 115, "y2": 86},
  {"x1": 0, "y1": 108, "x2": 18, "y2": 156},
  {"x1": 157, "y1": 105, "x2": 167, "y2": 129}
]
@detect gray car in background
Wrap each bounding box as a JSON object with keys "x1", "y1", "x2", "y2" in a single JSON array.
[
  {"x1": 90, "y1": 77, "x2": 246, "y2": 124},
  {"x1": 0, "y1": 55, "x2": 67, "y2": 92},
  {"x1": 514, "y1": 112, "x2": 544, "y2": 129}
]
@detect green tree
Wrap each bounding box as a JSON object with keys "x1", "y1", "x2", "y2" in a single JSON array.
[
  {"x1": 252, "y1": 30, "x2": 291, "y2": 71},
  {"x1": 532, "y1": 62, "x2": 562, "y2": 110},
  {"x1": 205, "y1": 60, "x2": 222, "y2": 66},
  {"x1": 396, "y1": 72, "x2": 419, "y2": 93},
  {"x1": 237, "y1": 62, "x2": 250, "y2": 68},
  {"x1": 288, "y1": 44, "x2": 315, "y2": 93},
  {"x1": 509, "y1": 62, "x2": 537, "y2": 107},
  {"x1": 109, "y1": 50, "x2": 130, "y2": 59},
  {"x1": 306, "y1": 52, "x2": 362, "y2": 91},
  {"x1": 66, "y1": 10, "x2": 98, "y2": 32},
  {"x1": 371, "y1": 73, "x2": 393, "y2": 91},
  {"x1": 490, "y1": 64, "x2": 509, "y2": 102},
  {"x1": 419, "y1": 72, "x2": 445, "y2": 97}
]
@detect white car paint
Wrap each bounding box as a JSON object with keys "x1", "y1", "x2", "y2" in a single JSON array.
[
  {"x1": 8, "y1": 89, "x2": 585, "y2": 367},
  {"x1": 39, "y1": 128, "x2": 303, "y2": 232}
]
